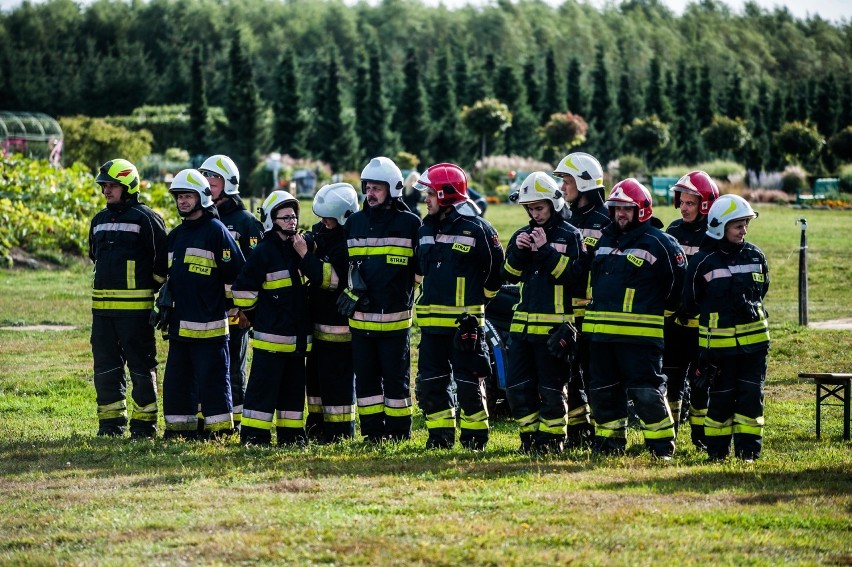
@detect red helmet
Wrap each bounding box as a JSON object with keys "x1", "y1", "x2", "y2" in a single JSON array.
[
  {"x1": 606, "y1": 178, "x2": 653, "y2": 222},
  {"x1": 414, "y1": 163, "x2": 468, "y2": 207},
  {"x1": 672, "y1": 170, "x2": 720, "y2": 215}
]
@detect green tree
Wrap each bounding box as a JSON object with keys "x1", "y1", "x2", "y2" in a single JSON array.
[
  {"x1": 543, "y1": 49, "x2": 564, "y2": 122},
  {"x1": 827, "y1": 126, "x2": 852, "y2": 163},
  {"x1": 428, "y1": 48, "x2": 465, "y2": 164},
  {"x1": 696, "y1": 64, "x2": 716, "y2": 130},
  {"x1": 523, "y1": 59, "x2": 542, "y2": 125},
  {"x1": 363, "y1": 39, "x2": 398, "y2": 159},
  {"x1": 460, "y1": 98, "x2": 512, "y2": 165},
  {"x1": 588, "y1": 45, "x2": 619, "y2": 162},
  {"x1": 723, "y1": 70, "x2": 748, "y2": 120},
  {"x1": 645, "y1": 56, "x2": 673, "y2": 123},
  {"x1": 188, "y1": 46, "x2": 208, "y2": 158},
  {"x1": 812, "y1": 73, "x2": 840, "y2": 137},
  {"x1": 315, "y1": 48, "x2": 359, "y2": 172},
  {"x1": 273, "y1": 47, "x2": 308, "y2": 158},
  {"x1": 745, "y1": 80, "x2": 771, "y2": 175},
  {"x1": 566, "y1": 57, "x2": 587, "y2": 118},
  {"x1": 226, "y1": 31, "x2": 261, "y2": 194},
  {"x1": 701, "y1": 115, "x2": 750, "y2": 161},
  {"x1": 617, "y1": 71, "x2": 641, "y2": 134},
  {"x1": 541, "y1": 112, "x2": 588, "y2": 157},
  {"x1": 395, "y1": 48, "x2": 430, "y2": 162},
  {"x1": 59, "y1": 115, "x2": 153, "y2": 172},
  {"x1": 494, "y1": 63, "x2": 540, "y2": 158},
  {"x1": 672, "y1": 60, "x2": 698, "y2": 163},
  {"x1": 622, "y1": 115, "x2": 671, "y2": 168},
  {"x1": 775, "y1": 120, "x2": 825, "y2": 168}
]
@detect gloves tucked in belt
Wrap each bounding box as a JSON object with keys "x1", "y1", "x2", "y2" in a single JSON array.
[
  {"x1": 336, "y1": 262, "x2": 369, "y2": 318},
  {"x1": 149, "y1": 280, "x2": 173, "y2": 332},
  {"x1": 453, "y1": 312, "x2": 481, "y2": 352},
  {"x1": 736, "y1": 293, "x2": 762, "y2": 322},
  {"x1": 547, "y1": 322, "x2": 578, "y2": 363},
  {"x1": 694, "y1": 349, "x2": 719, "y2": 391}
]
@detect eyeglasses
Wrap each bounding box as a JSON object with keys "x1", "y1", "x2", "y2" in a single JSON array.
[
  {"x1": 201, "y1": 171, "x2": 223, "y2": 180},
  {"x1": 275, "y1": 215, "x2": 298, "y2": 222}
]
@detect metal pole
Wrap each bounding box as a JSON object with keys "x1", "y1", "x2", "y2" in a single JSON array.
[{"x1": 798, "y1": 218, "x2": 808, "y2": 326}]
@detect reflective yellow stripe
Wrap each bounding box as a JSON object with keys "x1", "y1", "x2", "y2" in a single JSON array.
[
  {"x1": 551, "y1": 254, "x2": 570, "y2": 278},
  {"x1": 503, "y1": 259, "x2": 522, "y2": 277},
  {"x1": 623, "y1": 288, "x2": 635, "y2": 313},
  {"x1": 348, "y1": 246, "x2": 413, "y2": 257},
  {"x1": 426, "y1": 408, "x2": 456, "y2": 429},
  {"x1": 554, "y1": 285, "x2": 565, "y2": 315},
  {"x1": 460, "y1": 409, "x2": 489, "y2": 431},
  {"x1": 126, "y1": 260, "x2": 136, "y2": 289},
  {"x1": 456, "y1": 277, "x2": 465, "y2": 306},
  {"x1": 185, "y1": 255, "x2": 215, "y2": 268}
]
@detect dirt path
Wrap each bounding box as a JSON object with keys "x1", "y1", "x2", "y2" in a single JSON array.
[
  {"x1": 0, "y1": 325, "x2": 76, "y2": 331},
  {"x1": 808, "y1": 318, "x2": 852, "y2": 330}
]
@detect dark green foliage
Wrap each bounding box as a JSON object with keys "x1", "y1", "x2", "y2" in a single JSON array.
[
  {"x1": 745, "y1": 80, "x2": 771, "y2": 175},
  {"x1": 428, "y1": 48, "x2": 466, "y2": 164},
  {"x1": 645, "y1": 57, "x2": 673, "y2": 123},
  {"x1": 695, "y1": 64, "x2": 715, "y2": 130},
  {"x1": 587, "y1": 45, "x2": 619, "y2": 163},
  {"x1": 671, "y1": 61, "x2": 698, "y2": 164},
  {"x1": 495, "y1": 63, "x2": 539, "y2": 158},
  {"x1": 543, "y1": 49, "x2": 564, "y2": 123},
  {"x1": 273, "y1": 48, "x2": 308, "y2": 159},
  {"x1": 812, "y1": 73, "x2": 840, "y2": 137},
  {"x1": 226, "y1": 31, "x2": 261, "y2": 195},
  {"x1": 723, "y1": 70, "x2": 749, "y2": 120},
  {"x1": 566, "y1": 57, "x2": 587, "y2": 119},
  {"x1": 188, "y1": 47, "x2": 208, "y2": 158},
  {"x1": 395, "y1": 48, "x2": 431, "y2": 163},
  {"x1": 776, "y1": 120, "x2": 825, "y2": 168},
  {"x1": 313, "y1": 48, "x2": 359, "y2": 172},
  {"x1": 523, "y1": 59, "x2": 543, "y2": 125}
]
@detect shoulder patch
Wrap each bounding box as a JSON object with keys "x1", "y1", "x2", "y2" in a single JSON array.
[
  {"x1": 222, "y1": 249, "x2": 232, "y2": 262},
  {"x1": 249, "y1": 236, "x2": 258, "y2": 249}
]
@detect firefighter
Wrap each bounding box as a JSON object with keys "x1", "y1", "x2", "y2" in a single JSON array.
[
  {"x1": 89, "y1": 159, "x2": 167, "y2": 438},
  {"x1": 413, "y1": 163, "x2": 505, "y2": 450},
  {"x1": 301, "y1": 183, "x2": 360, "y2": 442},
  {"x1": 552, "y1": 152, "x2": 609, "y2": 447},
  {"x1": 584, "y1": 178, "x2": 686, "y2": 459},
  {"x1": 336, "y1": 157, "x2": 422, "y2": 442},
  {"x1": 232, "y1": 191, "x2": 315, "y2": 446},
  {"x1": 154, "y1": 169, "x2": 245, "y2": 439},
  {"x1": 199, "y1": 154, "x2": 263, "y2": 431},
  {"x1": 681, "y1": 194, "x2": 769, "y2": 462},
  {"x1": 502, "y1": 172, "x2": 584, "y2": 454},
  {"x1": 664, "y1": 171, "x2": 720, "y2": 449}
]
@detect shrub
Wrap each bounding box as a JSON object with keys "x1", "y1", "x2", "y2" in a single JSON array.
[
  {"x1": 610, "y1": 154, "x2": 645, "y2": 179},
  {"x1": 741, "y1": 188, "x2": 794, "y2": 204},
  {"x1": 780, "y1": 164, "x2": 808, "y2": 193},
  {"x1": 838, "y1": 163, "x2": 852, "y2": 193}
]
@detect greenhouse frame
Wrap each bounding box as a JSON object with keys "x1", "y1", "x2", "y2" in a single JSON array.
[{"x1": 0, "y1": 111, "x2": 63, "y2": 162}]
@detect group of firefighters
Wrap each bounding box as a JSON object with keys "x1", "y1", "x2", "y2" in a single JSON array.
[{"x1": 89, "y1": 150, "x2": 769, "y2": 462}]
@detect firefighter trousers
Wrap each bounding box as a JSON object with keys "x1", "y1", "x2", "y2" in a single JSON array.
[
  {"x1": 588, "y1": 342, "x2": 675, "y2": 457},
  {"x1": 566, "y1": 327, "x2": 593, "y2": 445},
  {"x1": 705, "y1": 349, "x2": 767, "y2": 461},
  {"x1": 227, "y1": 324, "x2": 249, "y2": 426},
  {"x1": 91, "y1": 314, "x2": 158, "y2": 435},
  {"x1": 415, "y1": 332, "x2": 490, "y2": 449},
  {"x1": 506, "y1": 338, "x2": 569, "y2": 449},
  {"x1": 306, "y1": 339, "x2": 356, "y2": 442},
  {"x1": 241, "y1": 349, "x2": 307, "y2": 446},
  {"x1": 352, "y1": 332, "x2": 412, "y2": 442},
  {"x1": 163, "y1": 338, "x2": 233, "y2": 439}
]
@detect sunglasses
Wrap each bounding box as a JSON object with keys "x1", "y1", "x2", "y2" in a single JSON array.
[{"x1": 201, "y1": 171, "x2": 224, "y2": 180}]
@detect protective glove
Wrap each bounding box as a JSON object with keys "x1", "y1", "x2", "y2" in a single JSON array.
[
  {"x1": 336, "y1": 262, "x2": 369, "y2": 318},
  {"x1": 693, "y1": 350, "x2": 719, "y2": 392},
  {"x1": 547, "y1": 321, "x2": 578, "y2": 363},
  {"x1": 736, "y1": 293, "x2": 761, "y2": 322},
  {"x1": 336, "y1": 288, "x2": 363, "y2": 318},
  {"x1": 453, "y1": 312, "x2": 481, "y2": 352},
  {"x1": 149, "y1": 280, "x2": 173, "y2": 332}
]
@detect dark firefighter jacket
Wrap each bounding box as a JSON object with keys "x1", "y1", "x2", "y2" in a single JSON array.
[
  {"x1": 566, "y1": 200, "x2": 610, "y2": 317},
  {"x1": 165, "y1": 211, "x2": 245, "y2": 342},
  {"x1": 343, "y1": 200, "x2": 422, "y2": 335},
  {"x1": 89, "y1": 199, "x2": 168, "y2": 316},
  {"x1": 502, "y1": 215, "x2": 584, "y2": 342},
  {"x1": 682, "y1": 239, "x2": 770, "y2": 355},
  {"x1": 583, "y1": 220, "x2": 686, "y2": 348},
  {"x1": 415, "y1": 207, "x2": 505, "y2": 334},
  {"x1": 300, "y1": 221, "x2": 351, "y2": 342},
  {"x1": 231, "y1": 230, "x2": 313, "y2": 354}
]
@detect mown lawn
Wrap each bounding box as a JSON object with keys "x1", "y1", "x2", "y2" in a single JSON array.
[{"x1": 0, "y1": 202, "x2": 850, "y2": 564}]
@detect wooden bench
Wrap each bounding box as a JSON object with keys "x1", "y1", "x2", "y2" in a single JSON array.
[{"x1": 798, "y1": 373, "x2": 852, "y2": 440}]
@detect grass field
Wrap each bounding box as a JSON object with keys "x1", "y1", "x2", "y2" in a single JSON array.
[{"x1": 0, "y1": 202, "x2": 850, "y2": 564}]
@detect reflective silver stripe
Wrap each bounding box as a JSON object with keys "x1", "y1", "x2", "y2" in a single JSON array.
[
  {"x1": 229, "y1": 230, "x2": 241, "y2": 241},
  {"x1": 232, "y1": 290, "x2": 258, "y2": 300},
  {"x1": 681, "y1": 245, "x2": 699, "y2": 256},
  {"x1": 419, "y1": 236, "x2": 436, "y2": 246},
  {"x1": 329, "y1": 269, "x2": 340, "y2": 290},
  {"x1": 704, "y1": 268, "x2": 732, "y2": 282},
  {"x1": 308, "y1": 396, "x2": 322, "y2": 405},
  {"x1": 168, "y1": 251, "x2": 174, "y2": 263},
  {"x1": 352, "y1": 310, "x2": 412, "y2": 322},
  {"x1": 232, "y1": 404, "x2": 243, "y2": 413},
  {"x1": 93, "y1": 222, "x2": 141, "y2": 234},
  {"x1": 385, "y1": 397, "x2": 412, "y2": 408},
  {"x1": 358, "y1": 395, "x2": 384, "y2": 406},
  {"x1": 205, "y1": 412, "x2": 232, "y2": 425},
  {"x1": 243, "y1": 409, "x2": 274, "y2": 421},
  {"x1": 185, "y1": 247, "x2": 215, "y2": 259},
  {"x1": 550, "y1": 242, "x2": 567, "y2": 253},
  {"x1": 314, "y1": 323, "x2": 350, "y2": 335},
  {"x1": 597, "y1": 246, "x2": 615, "y2": 255},
  {"x1": 276, "y1": 410, "x2": 304, "y2": 420},
  {"x1": 435, "y1": 234, "x2": 476, "y2": 246},
  {"x1": 267, "y1": 269, "x2": 291, "y2": 281},
  {"x1": 252, "y1": 332, "x2": 298, "y2": 344},
  {"x1": 347, "y1": 237, "x2": 414, "y2": 247},
  {"x1": 180, "y1": 319, "x2": 228, "y2": 331},
  {"x1": 730, "y1": 263, "x2": 763, "y2": 274},
  {"x1": 324, "y1": 405, "x2": 355, "y2": 415},
  {"x1": 581, "y1": 228, "x2": 603, "y2": 239},
  {"x1": 165, "y1": 414, "x2": 197, "y2": 424}
]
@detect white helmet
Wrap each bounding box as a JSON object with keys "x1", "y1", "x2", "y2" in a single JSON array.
[
  {"x1": 199, "y1": 154, "x2": 240, "y2": 195},
  {"x1": 360, "y1": 156, "x2": 404, "y2": 198},
  {"x1": 313, "y1": 183, "x2": 360, "y2": 225},
  {"x1": 259, "y1": 190, "x2": 299, "y2": 233},
  {"x1": 706, "y1": 194, "x2": 758, "y2": 240},
  {"x1": 169, "y1": 169, "x2": 214, "y2": 214},
  {"x1": 516, "y1": 171, "x2": 565, "y2": 212},
  {"x1": 553, "y1": 152, "x2": 605, "y2": 193}
]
